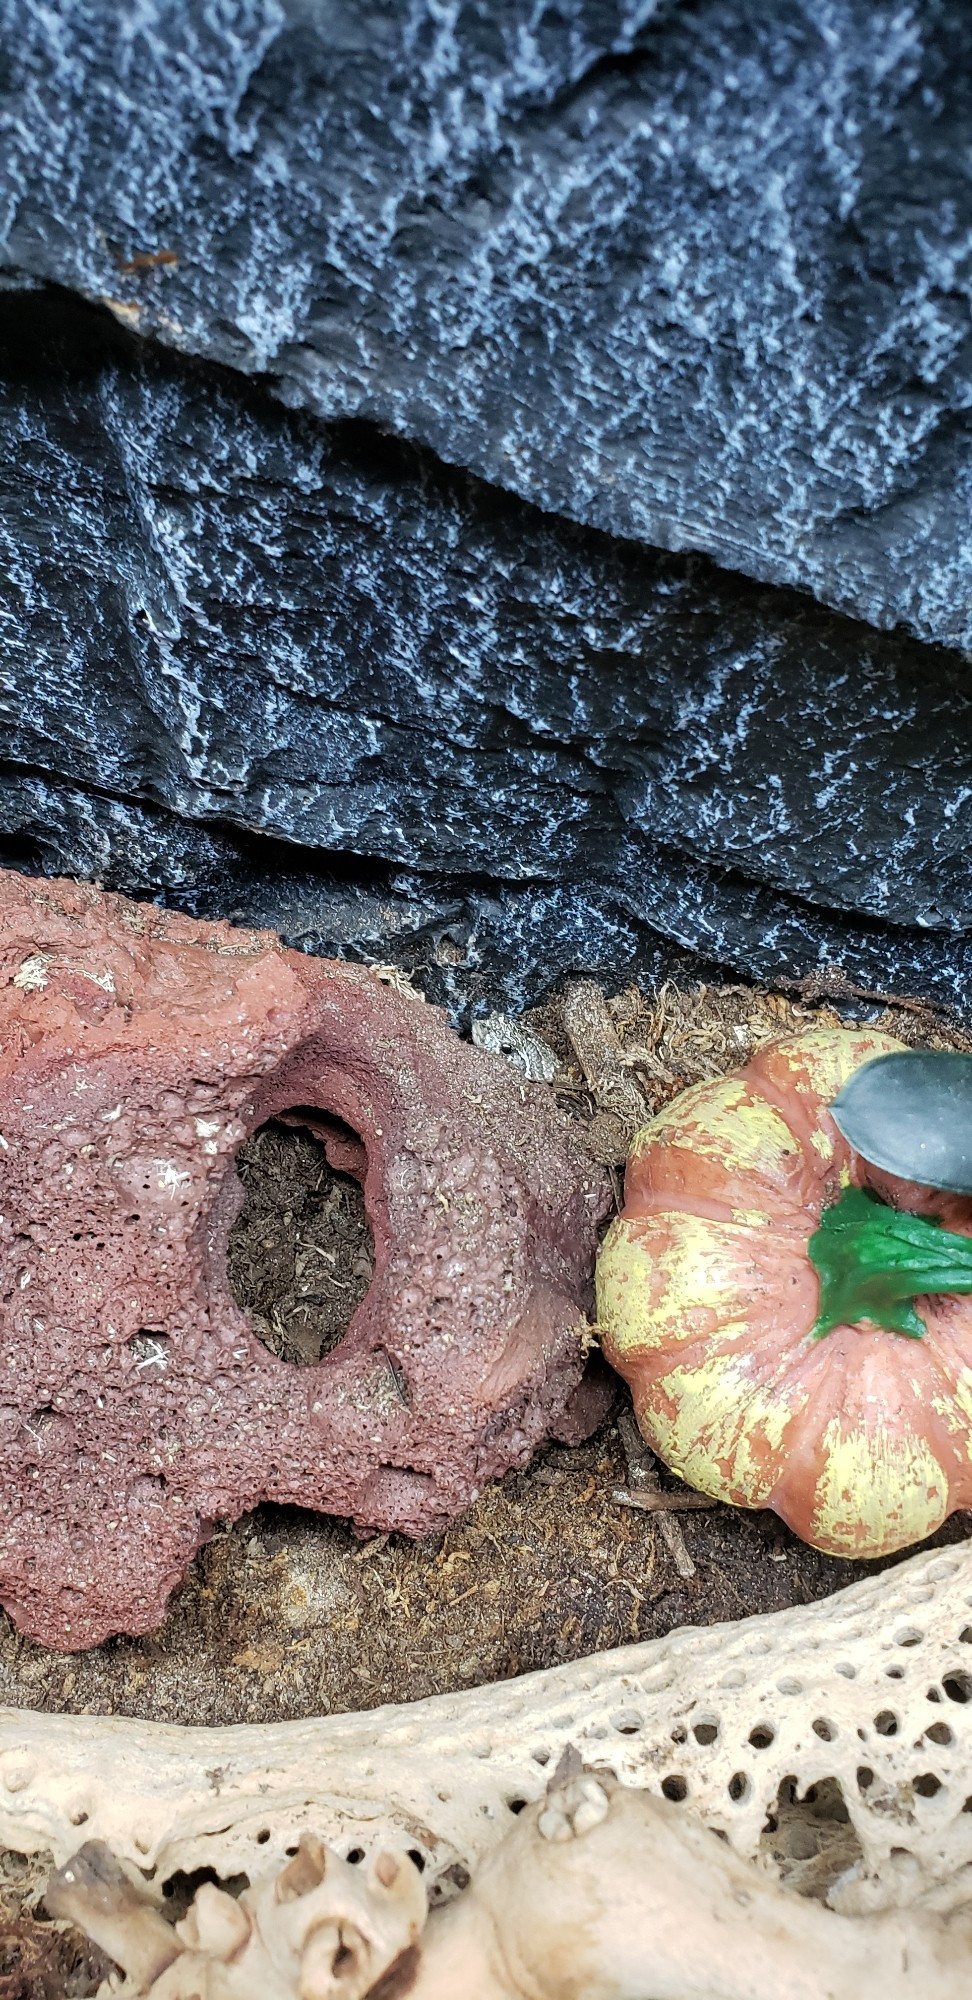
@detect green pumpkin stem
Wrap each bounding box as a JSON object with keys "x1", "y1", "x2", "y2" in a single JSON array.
[{"x1": 808, "y1": 1186, "x2": 972, "y2": 1340}]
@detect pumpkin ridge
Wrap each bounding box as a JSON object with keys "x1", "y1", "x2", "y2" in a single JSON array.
[
  {"x1": 735, "y1": 1064, "x2": 834, "y2": 1183},
  {"x1": 763, "y1": 1335, "x2": 951, "y2": 1555},
  {"x1": 905, "y1": 1305, "x2": 972, "y2": 1495},
  {"x1": 630, "y1": 1188, "x2": 809, "y2": 1230}
]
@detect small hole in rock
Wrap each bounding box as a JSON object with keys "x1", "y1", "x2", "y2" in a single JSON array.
[
  {"x1": 960, "y1": 1627, "x2": 972, "y2": 1644},
  {"x1": 895, "y1": 1627, "x2": 923, "y2": 1648},
  {"x1": 346, "y1": 1847, "x2": 365, "y2": 1864},
  {"x1": 69, "y1": 1810, "x2": 89, "y2": 1827},
  {"x1": 127, "y1": 1331, "x2": 170, "y2": 1370},
  {"x1": 856, "y1": 1767, "x2": 874, "y2": 1792},
  {"x1": 728, "y1": 1773, "x2": 749, "y2": 1803},
  {"x1": 885, "y1": 1665, "x2": 906, "y2": 1681},
  {"x1": 161, "y1": 1867, "x2": 249, "y2": 1921},
  {"x1": 749, "y1": 1724, "x2": 775, "y2": 1750},
  {"x1": 758, "y1": 1775, "x2": 860, "y2": 1893},
  {"x1": 925, "y1": 1721, "x2": 953, "y2": 1747},
  {"x1": 803, "y1": 1779, "x2": 850, "y2": 1824},
  {"x1": 693, "y1": 1721, "x2": 719, "y2": 1746},
  {"x1": 914, "y1": 1773, "x2": 943, "y2": 1799},
  {"x1": 834, "y1": 1662, "x2": 856, "y2": 1679},
  {"x1": 874, "y1": 1711, "x2": 898, "y2": 1736},
  {"x1": 506, "y1": 1798, "x2": 527, "y2": 1815},
  {"x1": 662, "y1": 1775, "x2": 688, "y2": 1802},
  {"x1": 228, "y1": 1116, "x2": 373, "y2": 1366},
  {"x1": 944, "y1": 1672, "x2": 972, "y2": 1703},
  {"x1": 408, "y1": 1850, "x2": 427, "y2": 1873},
  {"x1": 812, "y1": 1718, "x2": 836, "y2": 1742},
  {"x1": 437, "y1": 1862, "x2": 471, "y2": 1894},
  {"x1": 255, "y1": 1830, "x2": 271, "y2": 1845},
  {"x1": 611, "y1": 1710, "x2": 643, "y2": 1735},
  {"x1": 531, "y1": 1749, "x2": 551, "y2": 1766}
]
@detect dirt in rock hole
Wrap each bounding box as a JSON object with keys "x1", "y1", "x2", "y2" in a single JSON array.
[
  {"x1": 227, "y1": 1120, "x2": 373, "y2": 1364},
  {"x1": 1, "y1": 976, "x2": 971, "y2": 1737}
]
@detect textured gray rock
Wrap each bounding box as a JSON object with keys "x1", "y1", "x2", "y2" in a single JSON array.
[
  {"x1": 2, "y1": 0, "x2": 971, "y2": 646},
  {"x1": 1, "y1": 286, "x2": 971, "y2": 1017}
]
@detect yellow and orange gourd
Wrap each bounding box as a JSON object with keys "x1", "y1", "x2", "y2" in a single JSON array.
[{"x1": 596, "y1": 1027, "x2": 972, "y2": 1558}]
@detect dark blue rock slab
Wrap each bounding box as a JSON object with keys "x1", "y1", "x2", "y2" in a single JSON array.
[
  {"x1": 2, "y1": 1, "x2": 972, "y2": 646},
  {"x1": 1, "y1": 287, "x2": 971, "y2": 1018}
]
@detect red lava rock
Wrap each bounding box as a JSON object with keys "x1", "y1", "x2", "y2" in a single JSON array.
[{"x1": 0, "y1": 873, "x2": 611, "y2": 1648}]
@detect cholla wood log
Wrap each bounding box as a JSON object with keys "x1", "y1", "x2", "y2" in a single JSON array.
[
  {"x1": 46, "y1": 1768, "x2": 972, "y2": 2000},
  {"x1": 0, "y1": 870, "x2": 609, "y2": 1648},
  {"x1": 3, "y1": 1539, "x2": 972, "y2": 1920}
]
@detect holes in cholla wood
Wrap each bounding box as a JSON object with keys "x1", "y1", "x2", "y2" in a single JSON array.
[
  {"x1": 227, "y1": 1115, "x2": 374, "y2": 1366},
  {"x1": 758, "y1": 1777, "x2": 863, "y2": 1898},
  {"x1": 428, "y1": 1861, "x2": 472, "y2": 1906},
  {"x1": 748, "y1": 1723, "x2": 775, "y2": 1750},
  {"x1": 610, "y1": 1710, "x2": 643, "y2": 1736},
  {"x1": 943, "y1": 1671, "x2": 972, "y2": 1703},
  {"x1": 873, "y1": 1710, "x2": 899, "y2": 1736},
  {"x1": 661, "y1": 1775, "x2": 688, "y2": 1802},
  {"x1": 160, "y1": 1867, "x2": 250, "y2": 1922}
]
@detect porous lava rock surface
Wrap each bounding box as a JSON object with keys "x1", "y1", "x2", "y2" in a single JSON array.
[{"x1": 0, "y1": 870, "x2": 610, "y2": 1650}]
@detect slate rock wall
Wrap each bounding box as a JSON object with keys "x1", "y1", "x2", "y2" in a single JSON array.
[{"x1": 0, "y1": 3, "x2": 970, "y2": 1015}]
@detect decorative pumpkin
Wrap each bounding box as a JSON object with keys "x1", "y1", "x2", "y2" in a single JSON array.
[{"x1": 596, "y1": 1027, "x2": 972, "y2": 1558}]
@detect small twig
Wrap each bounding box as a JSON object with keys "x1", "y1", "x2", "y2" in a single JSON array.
[
  {"x1": 613, "y1": 1487, "x2": 715, "y2": 1514},
  {"x1": 657, "y1": 1514, "x2": 698, "y2": 1581},
  {"x1": 616, "y1": 1410, "x2": 699, "y2": 1579}
]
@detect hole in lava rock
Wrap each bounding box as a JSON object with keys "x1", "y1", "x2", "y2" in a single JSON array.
[{"x1": 227, "y1": 1116, "x2": 374, "y2": 1366}]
